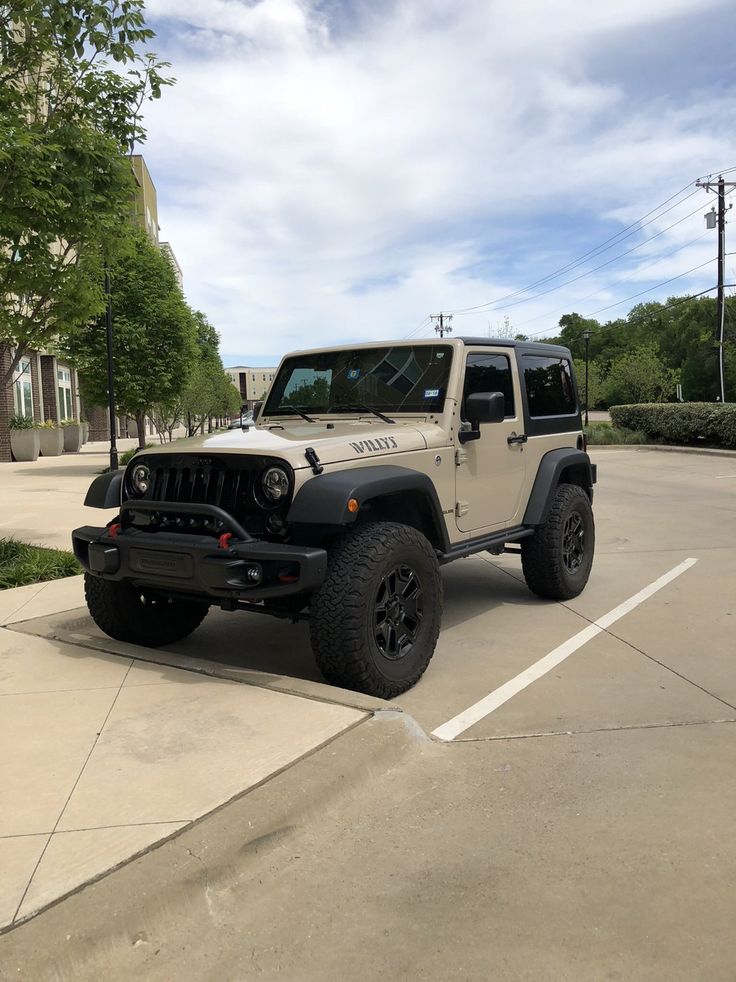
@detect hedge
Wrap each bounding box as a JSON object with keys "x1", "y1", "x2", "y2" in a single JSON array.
[{"x1": 609, "y1": 403, "x2": 736, "y2": 449}]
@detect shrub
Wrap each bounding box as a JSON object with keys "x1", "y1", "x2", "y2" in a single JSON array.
[
  {"x1": 0, "y1": 539, "x2": 80, "y2": 590},
  {"x1": 584, "y1": 422, "x2": 649, "y2": 445},
  {"x1": 120, "y1": 444, "x2": 152, "y2": 466},
  {"x1": 610, "y1": 403, "x2": 736, "y2": 449},
  {"x1": 8, "y1": 414, "x2": 37, "y2": 430}
]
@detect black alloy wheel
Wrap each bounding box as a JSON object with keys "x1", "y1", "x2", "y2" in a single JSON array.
[
  {"x1": 374, "y1": 564, "x2": 424, "y2": 660},
  {"x1": 562, "y1": 512, "x2": 585, "y2": 573},
  {"x1": 520, "y1": 482, "x2": 595, "y2": 600},
  {"x1": 309, "y1": 521, "x2": 443, "y2": 698}
]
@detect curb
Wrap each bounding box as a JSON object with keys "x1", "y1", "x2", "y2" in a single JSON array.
[{"x1": 590, "y1": 444, "x2": 736, "y2": 459}]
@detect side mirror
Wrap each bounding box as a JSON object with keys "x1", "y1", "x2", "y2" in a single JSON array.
[{"x1": 467, "y1": 391, "x2": 505, "y2": 425}]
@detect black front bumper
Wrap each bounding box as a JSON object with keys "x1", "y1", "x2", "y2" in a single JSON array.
[{"x1": 72, "y1": 516, "x2": 327, "y2": 603}]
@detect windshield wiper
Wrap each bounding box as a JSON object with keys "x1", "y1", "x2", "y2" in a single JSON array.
[
  {"x1": 330, "y1": 403, "x2": 395, "y2": 424},
  {"x1": 273, "y1": 405, "x2": 315, "y2": 422}
]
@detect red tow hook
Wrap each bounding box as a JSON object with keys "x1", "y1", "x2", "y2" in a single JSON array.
[
  {"x1": 218, "y1": 532, "x2": 233, "y2": 550},
  {"x1": 108, "y1": 523, "x2": 122, "y2": 539}
]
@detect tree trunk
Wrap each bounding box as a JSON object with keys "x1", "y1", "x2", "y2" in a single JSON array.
[{"x1": 135, "y1": 410, "x2": 146, "y2": 448}]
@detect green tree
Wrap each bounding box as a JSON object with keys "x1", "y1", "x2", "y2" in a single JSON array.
[
  {"x1": 0, "y1": 0, "x2": 173, "y2": 390},
  {"x1": 180, "y1": 312, "x2": 240, "y2": 434},
  {"x1": 605, "y1": 344, "x2": 678, "y2": 406},
  {"x1": 573, "y1": 358, "x2": 605, "y2": 410},
  {"x1": 63, "y1": 227, "x2": 196, "y2": 445}
]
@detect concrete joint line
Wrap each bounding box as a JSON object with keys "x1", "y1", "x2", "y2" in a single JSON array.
[
  {"x1": 11, "y1": 662, "x2": 135, "y2": 924},
  {"x1": 448, "y1": 717, "x2": 736, "y2": 742}
]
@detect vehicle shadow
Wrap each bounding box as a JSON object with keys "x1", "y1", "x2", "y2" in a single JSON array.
[
  {"x1": 11, "y1": 556, "x2": 541, "y2": 689},
  {"x1": 170, "y1": 555, "x2": 537, "y2": 678}
]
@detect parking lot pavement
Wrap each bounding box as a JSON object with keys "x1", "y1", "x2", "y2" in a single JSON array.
[{"x1": 1, "y1": 447, "x2": 735, "y2": 979}]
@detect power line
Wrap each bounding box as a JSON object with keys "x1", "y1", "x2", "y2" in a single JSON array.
[
  {"x1": 514, "y1": 229, "x2": 712, "y2": 333},
  {"x1": 581, "y1": 257, "x2": 716, "y2": 319},
  {"x1": 444, "y1": 184, "x2": 706, "y2": 316},
  {"x1": 452, "y1": 197, "x2": 714, "y2": 319},
  {"x1": 535, "y1": 286, "x2": 719, "y2": 345}
]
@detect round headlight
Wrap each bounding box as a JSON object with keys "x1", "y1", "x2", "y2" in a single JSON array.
[
  {"x1": 130, "y1": 462, "x2": 151, "y2": 496},
  {"x1": 261, "y1": 466, "x2": 290, "y2": 502}
]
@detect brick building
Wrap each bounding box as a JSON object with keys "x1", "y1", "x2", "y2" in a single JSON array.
[{"x1": 0, "y1": 348, "x2": 81, "y2": 462}]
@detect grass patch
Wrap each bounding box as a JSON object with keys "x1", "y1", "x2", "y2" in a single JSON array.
[
  {"x1": 584, "y1": 422, "x2": 651, "y2": 445},
  {"x1": 0, "y1": 538, "x2": 80, "y2": 590}
]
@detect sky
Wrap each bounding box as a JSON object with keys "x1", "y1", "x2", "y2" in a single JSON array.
[{"x1": 139, "y1": 0, "x2": 736, "y2": 367}]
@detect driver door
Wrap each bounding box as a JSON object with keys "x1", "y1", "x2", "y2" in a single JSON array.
[{"x1": 455, "y1": 348, "x2": 526, "y2": 533}]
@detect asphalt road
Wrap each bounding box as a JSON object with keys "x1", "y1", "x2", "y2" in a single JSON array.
[{"x1": 2, "y1": 447, "x2": 735, "y2": 981}]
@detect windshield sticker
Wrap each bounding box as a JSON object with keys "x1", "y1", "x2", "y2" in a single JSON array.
[
  {"x1": 347, "y1": 368, "x2": 361, "y2": 380},
  {"x1": 350, "y1": 436, "x2": 398, "y2": 454},
  {"x1": 424, "y1": 388, "x2": 440, "y2": 398}
]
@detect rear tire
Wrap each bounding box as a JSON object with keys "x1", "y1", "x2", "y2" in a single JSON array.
[
  {"x1": 521, "y1": 483, "x2": 594, "y2": 600},
  {"x1": 85, "y1": 573, "x2": 209, "y2": 647},
  {"x1": 310, "y1": 522, "x2": 442, "y2": 698}
]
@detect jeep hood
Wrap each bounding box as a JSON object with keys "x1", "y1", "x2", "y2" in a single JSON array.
[{"x1": 140, "y1": 420, "x2": 446, "y2": 469}]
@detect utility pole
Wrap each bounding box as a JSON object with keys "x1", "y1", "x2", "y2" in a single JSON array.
[
  {"x1": 696, "y1": 175, "x2": 735, "y2": 402},
  {"x1": 431, "y1": 313, "x2": 453, "y2": 338},
  {"x1": 583, "y1": 329, "x2": 591, "y2": 427}
]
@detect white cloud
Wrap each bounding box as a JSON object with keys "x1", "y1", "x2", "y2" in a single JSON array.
[{"x1": 140, "y1": 0, "x2": 736, "y2": 358}]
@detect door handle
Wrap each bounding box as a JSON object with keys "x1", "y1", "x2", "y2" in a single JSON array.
[{"x1": 507, "y1": 433, "x2": 528, "y2": 445}]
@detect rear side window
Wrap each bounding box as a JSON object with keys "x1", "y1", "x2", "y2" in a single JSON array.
[
  {"x1": 523, "y1": 356, "x2": 576, "y2": 417},
  {"x1": 463, "y1": 353, "x2": 515, "y2": 418}
]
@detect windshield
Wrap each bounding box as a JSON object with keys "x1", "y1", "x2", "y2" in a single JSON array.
[{"x1": 264, "y1": 345, "x2": 453, "y2": 416}]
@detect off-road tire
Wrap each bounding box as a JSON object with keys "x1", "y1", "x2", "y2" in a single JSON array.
[
  {"x1": 521, "y1": 483, "x2": 594, "y2": 600},
  {"x1": 309, "y1": 522, "x2": 442, "y2": 698},
  {"x1": 84, "y1": 573, "x2": 209, "y2": 647}
]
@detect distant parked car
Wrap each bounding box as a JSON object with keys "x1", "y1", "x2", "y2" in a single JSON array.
[{"x1": 228, "y1": 412, "x2": 254, "y2": 429}]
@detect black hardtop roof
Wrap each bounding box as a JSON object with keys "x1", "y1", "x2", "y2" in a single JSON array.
[{"x1": 457, "y1": 336, "x2": 572, "y2": 357}]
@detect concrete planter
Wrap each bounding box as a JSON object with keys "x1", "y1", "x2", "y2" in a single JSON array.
[
  {"x1": 39, "y1": 427, "x2": 64, "y2": 456},
  {"x1": 63, "y1": 423, "x2": 82, "y2": 453},
  {"x1": 10, "y1": 429, "x2": 40, "y2": 462}
]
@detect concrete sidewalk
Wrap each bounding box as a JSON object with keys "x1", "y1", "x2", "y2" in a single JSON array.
[
  {"x1": 0, "y1": 577, "x2": 366, "y2": 932},
  {"x1": 0, "y1": 441, "x2": 138, "y2": 550}
]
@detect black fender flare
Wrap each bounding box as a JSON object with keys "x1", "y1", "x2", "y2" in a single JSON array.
[
  {"x1": 522, "y1": 449, "x2": 596, "y2": 526},
  {"x1": 84, "y1": 470, "x2": 123, "y2": 509},
  {"x1": 287, "y1": 465, "x2": 449, "y2": 549}
]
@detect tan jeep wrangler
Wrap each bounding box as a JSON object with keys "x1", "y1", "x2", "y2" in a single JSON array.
[{"x1": 73, "y1": 338, "x2": 596, "y2": 698}]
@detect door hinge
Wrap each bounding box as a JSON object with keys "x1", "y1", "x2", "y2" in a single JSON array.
[
  {"x1": 455, "y1": 500, "x2": 469, "y2": 518},
  {"x1": 455, "y1": 447, "x2": 468, "y2": 466}
]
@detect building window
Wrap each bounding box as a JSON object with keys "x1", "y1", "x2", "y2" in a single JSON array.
[
  {"x1": 58, "y1": 367, "x2": 74, "y2": 420},
  {"x1": 13, "y1": 358, "x2": 33, "y2": 418}
]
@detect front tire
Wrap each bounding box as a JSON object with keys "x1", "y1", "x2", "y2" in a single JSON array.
[
  {"x1": 521, "y1": 483, "x2": 595, "y2": 600},
  {"x1": 85, "y1": 574, "x2": 209, "y2": 647},
  {"x1": 309, "y1": 522, "x2": 443, "y2": 698}
]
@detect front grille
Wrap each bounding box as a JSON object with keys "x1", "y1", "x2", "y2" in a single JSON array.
[
  {"x1": 124, "y1": 453, "x2": 291, "y2": 537},
  {"x1": 150, "y1": 463, "x2": 251, "y2": 514}
]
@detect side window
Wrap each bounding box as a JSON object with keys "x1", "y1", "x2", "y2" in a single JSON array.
[
  {"x1": 523, "y1": 356, "x2": 576, "y2": 417},
  {"x1": 462, "y1": 353, "x2": 515, "y2": 419}
]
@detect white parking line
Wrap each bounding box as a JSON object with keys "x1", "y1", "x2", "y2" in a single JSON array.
[
  {"x1": 714, "y1": 474, "x2": 736, "y2": 479},
  {"x1": 431, "y1": 558, "x2": 699, "y2": 742}
]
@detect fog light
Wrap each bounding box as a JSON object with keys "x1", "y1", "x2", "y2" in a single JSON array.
[
  {"x1": 245, "y1": 565, "x2": 262, "y2": 584},
  {"x1": 267, "y1": 514, "x2": 285, "y2": 533}
]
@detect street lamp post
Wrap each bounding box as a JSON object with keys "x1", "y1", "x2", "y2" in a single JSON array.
[
  {"x1": 583, "y1": 329, "x2": 592, "y2": 428},
  {"x1": 104, "y1": 265, "x2": 119, "y2": 471}
]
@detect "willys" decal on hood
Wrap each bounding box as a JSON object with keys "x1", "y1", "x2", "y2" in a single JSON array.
[{"x1": 349, "y1": 436, "x2": 399, "y2": 454}]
